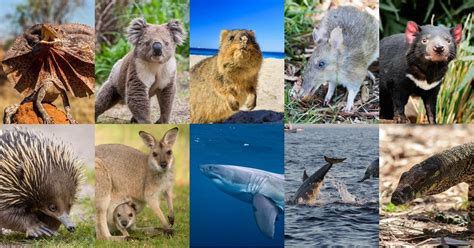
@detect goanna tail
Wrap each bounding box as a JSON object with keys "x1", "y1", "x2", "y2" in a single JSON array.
[{"x1": 324, "y1": 156, "x2": 346, "y2": 165}]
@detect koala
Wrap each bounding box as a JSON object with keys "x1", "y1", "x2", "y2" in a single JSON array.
[{"x1": 95, "y1": 18, "x2": 186, "y2": 123}]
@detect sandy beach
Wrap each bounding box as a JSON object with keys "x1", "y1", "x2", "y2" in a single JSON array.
[{"x1": 190, "y1": 55, "x2": 284, "y2": 113}]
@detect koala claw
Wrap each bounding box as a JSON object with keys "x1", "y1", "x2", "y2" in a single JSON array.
[
  {"x1": 168, "y1": 215, "x2": 175, "y2": 226},
  {"x1": 43, "y1": 116, "x2": 55, "y2": 124}
]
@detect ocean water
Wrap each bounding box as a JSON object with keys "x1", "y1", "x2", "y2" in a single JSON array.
[
  {"x1": 190, "y1": 124, "x2": 284, "y2": 247},
  {"x1": 190, "y1": 47, "x2": 285, "y2": 59},
  {"x1": 285, "y1": 126, "x2": 379, "y2": 247}
]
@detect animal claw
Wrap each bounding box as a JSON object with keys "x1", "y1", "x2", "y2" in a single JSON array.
[{"x1": 168, "y1": 215, "x2": 175, "y2": 226}]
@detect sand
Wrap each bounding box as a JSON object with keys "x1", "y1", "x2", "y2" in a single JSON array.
[{"x1": 190, "y1": 55, "x2": 284, "y2": 113}]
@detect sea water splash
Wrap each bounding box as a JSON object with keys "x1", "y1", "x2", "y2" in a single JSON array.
[{"x1": 329, "y1": 178, "x2": 361, "y2": 205}]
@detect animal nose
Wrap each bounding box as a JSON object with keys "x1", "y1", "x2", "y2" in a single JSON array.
[
  {"x1": 66, "y1": 225, "x2": 76, "y2": 233},
  {"x1": 121, "y1": 221, "x2": 128, "y2": 227},
  {"x1": 433, "y1": 45, "x2": 445, "y2": 54},
  {"x1": 160, "y1": 161, "x2": 168, "y2": 168},
  {"x1": 152, "y1": 42, "x2": 162, "y2": 56}
]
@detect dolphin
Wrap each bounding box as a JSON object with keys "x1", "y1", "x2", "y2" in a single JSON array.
[
  {"x1": 358, "y1": 158, "x2": 379, "y2": 182},
  {"x1": 288, "y1": 156, "x2": 346, "y2": 205},
  {"x1": 199, "y1": 164, "x2": 284, "y2": 239}
]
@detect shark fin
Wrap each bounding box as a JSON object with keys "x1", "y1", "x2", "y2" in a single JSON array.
[
  {"x1": 252, "y1": 193, "x2": 278, "y2": 239},
  {"x1": 324, "y1": 156, "x2": 346, "y2": 165},
  {"x1": 302, "y1": 169, "x2": 309, "y2": 182}
]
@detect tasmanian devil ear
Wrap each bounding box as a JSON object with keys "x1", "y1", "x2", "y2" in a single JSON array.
[
  {"x1": 162, "y1": 127, "x2": 179, "y2": 146},
  {"x1": 329, "y1": 27, "x2": 344, "y2": 52},
  {"x1": 451, "y1": 24, "x2": 462, "y2": 46},
  {"x1": 405, "y1": 21, "x2": 419, "y2": 44},
  {"x1": 139, "y1": 131, "x2": 156, "y2": 148},
  {"x1": 167, "y1": 19, "x2": 186, "y2": 46},
  {"x1": 220, "y1": 30, "x2": 230, "y2": 44},
  {"x1": 127, "y1": 17, "x2": 148, "y2": 46}
]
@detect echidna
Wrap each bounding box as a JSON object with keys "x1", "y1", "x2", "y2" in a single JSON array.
[{"x1": 0, "y1": 128, "x2": 83, "y2": 237}]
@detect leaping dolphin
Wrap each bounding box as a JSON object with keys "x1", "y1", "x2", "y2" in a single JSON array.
[
  {"x1": 199, "y1": 164, "x2": 284, "y2": 239},
  {"x1": 358, "y1": 158, "x2": 379, "y2": 182},
  {"x1": 288, "y1": 156, "x2": 346, "y2": 205}
]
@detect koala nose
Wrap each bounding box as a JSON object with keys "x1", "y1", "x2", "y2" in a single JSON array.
[
  {"x1": 152, "y1": 42, "x2": 162, "y2": 56},
  {"x1": 433, "y1": 45, "x2": 445, "y2": 54},
  {"x1": 121, "y1": 221, "x2": 128, "y2": 228},
  {"x1": 160, "y1": 161, "x2": 168, "y2": 168}
]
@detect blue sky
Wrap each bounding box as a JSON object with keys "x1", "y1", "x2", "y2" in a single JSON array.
[
  {"x1": 0, "y1": 0, "x2": 94, "y2": 41},
  {"x1": 191, "y1": 0, "x2": 284, "y2": 52}
]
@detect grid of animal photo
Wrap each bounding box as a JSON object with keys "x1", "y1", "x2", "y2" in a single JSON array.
[{"x1": 0, "y1": 0, "x2": 472, "y2": 247}]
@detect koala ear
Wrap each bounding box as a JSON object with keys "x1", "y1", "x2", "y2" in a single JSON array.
[
  {"x1": 139, "y1": 131, "x2": 156, "y2": 148},
  {"x1": 167, "y1": 20, "x2": 186, "y2": 45},
  {"x1": 329, "y1": 27, "x2": 344, "y2": 52},
  {"x1": 128, "y1": 17, "x2": 148, "y2": 46},
  {"x1": 220, "y1": 30, "x2": 230, "y2": 44}
]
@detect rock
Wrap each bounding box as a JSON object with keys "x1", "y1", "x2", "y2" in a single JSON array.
[
  {"x1": 223, "y1": 110, "x2": 284, "y2": 124},
  {"x1": 9, "y1": 102, "x2": 69, "y2": 124}
]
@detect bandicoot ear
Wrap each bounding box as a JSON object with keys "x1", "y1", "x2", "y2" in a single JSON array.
[
  {"x1": 139, "y1": 131, "x2": 156, "y2": 148},
  {"x1": 167, "y1": 19, "x2": 186, "y2": 45},
  {"x1": 128, "y1": 17, "x2": 147, "y2": 46},
  {"x1": 329, "y1": 27, "x2": 344, "y2": 53},
  {"x1": 405, "y1": 21, "x2": 419, "y2": 44},
  {"x1": 451, "y1": 24, "x2": 462, "y2": 46},
  {"x1": 162, "y1": 127, "x2": 179, "y2": 146}
]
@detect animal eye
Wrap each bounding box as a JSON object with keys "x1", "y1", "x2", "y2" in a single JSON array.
[
  {"x1": 317, "y1": 61, "x2": 326, "y2": 69},
  {"x1": 446, "y1": 38, "x2": 451, "y2": 44},
  {"x1": 117, "y1": 214, "x2": 121, "y2": 217},
  {"x1": 152, "y1": 152, "x2": 158, "y2": 157},
  {"x1": 129, "y1": 213, "x2": 133, "y2": 217},
  {"x1": 167, "y1": 150, "x2": 172, "y2": 155},
  {"x1": 49, "y1": 204, "x2": 57, "y2": 212},
  {"x1": 421, "y1": 38, "x2": 428, "y2": 44},
  {"x1": 229, "y1": 35, "x2": 235, "y2": 41}
]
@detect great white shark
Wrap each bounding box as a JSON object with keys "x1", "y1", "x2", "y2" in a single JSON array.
[
  {"x1": 199, "y1": 164, "x2": 284, "y2": 239},
  {"x1": 287, "y1": 156, "x2": 346, "y2": 205}
]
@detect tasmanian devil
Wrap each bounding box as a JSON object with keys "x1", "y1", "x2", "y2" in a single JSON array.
[{"x1": 379, "y1": 21, "x2": 462, "y2": 124}]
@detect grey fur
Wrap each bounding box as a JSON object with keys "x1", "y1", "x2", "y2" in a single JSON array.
[
  {"x1": 298, "y1": 6, "x2": 378, "y2": 112},
  {"x1": 95, "y1": 18, "x2": 186, "y2": 123}
]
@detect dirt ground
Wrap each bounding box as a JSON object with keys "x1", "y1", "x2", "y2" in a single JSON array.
[
  {"x1": 95, "y1": 69, "x2": 190, "y2": 124},
  {"x1": 380, "y1": 125, "x2": 474, "y2": 246}
]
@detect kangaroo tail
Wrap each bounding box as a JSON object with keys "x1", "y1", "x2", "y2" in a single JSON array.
[{"x1": 324, "y1": 156, "x2": 346, "y2": 165}]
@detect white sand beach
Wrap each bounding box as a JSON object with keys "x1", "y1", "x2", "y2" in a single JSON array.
[{"x1": 190, "y1": 55, "x2": 284, "y2": 112}]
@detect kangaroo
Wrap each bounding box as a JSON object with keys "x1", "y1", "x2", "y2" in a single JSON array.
[
  {"x1": 95, "y1": 127, "x2": 178, "y2": 240},
  {"x1": 109, "y1": 200, "x2": 137, "y2": 239}
]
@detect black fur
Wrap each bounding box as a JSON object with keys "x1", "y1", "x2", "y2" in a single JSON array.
[{"x1": 380, "y1": 24, "x2": 460, "y2": 124}]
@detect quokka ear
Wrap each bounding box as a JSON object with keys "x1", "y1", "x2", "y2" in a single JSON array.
[
  {"x1": 128, "y1": 17, "x2": 148, "y2": 46},
  {"x1": 167, "y1": 19, "x2": 186, "y2": 46},
  {"x1": 405, "y1": 21, "x2": 420, "y2": 44},
  {"x1": 162, "y1": 127, "x2": 179, "y2": 146},
  {"x1": 220, "y1": 29, "x2": 230, "y2": 44},
  {"x1": 139, "y1": 130, "x2": 156, "y2": 148}
]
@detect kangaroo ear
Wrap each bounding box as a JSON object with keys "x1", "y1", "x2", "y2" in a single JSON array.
[
  {"x1": 167, "y1": 19, "x2": 186, "y2": 45},
  {"x1": 139, "y1": 131, "x2": 156, "y2": 148},
  {"x1": 162, "y1": 127, "x2": 179, "y2": 146},
  {"x1": 405, "y1": 21, "x2": 419, "y2": 44},
  {"x1": 128, "y1": 17, "x2": 147, "y2": 46},
  {"x1": 128, "y1": 202, "x2": 137, "y2": 211},
  {"x1": 329, "y1": 27, "x2": 344, "y2": 52}
]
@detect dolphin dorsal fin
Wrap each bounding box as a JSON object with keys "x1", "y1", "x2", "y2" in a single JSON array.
[
  {"x1": 302, "y1": 169, "x2": 309, "y2": 182},
  {"x1": 252, "y1": 194, "x2": 278, "y2": 239},
  {"x1": 324, "y1": 156, "x2": 346, "y2": 165}
]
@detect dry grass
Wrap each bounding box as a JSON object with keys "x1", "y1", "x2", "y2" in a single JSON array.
[{"x1": 380, "y1": 125, "x2": 474, "y2": 246}]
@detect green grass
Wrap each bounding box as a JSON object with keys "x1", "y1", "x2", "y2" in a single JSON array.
[
  {"x1": 96, "y1": 185, "x2": 189, "y2": 248},
  {"x1": 384, "y1": 202, "x2": 409, "y2": 213}
]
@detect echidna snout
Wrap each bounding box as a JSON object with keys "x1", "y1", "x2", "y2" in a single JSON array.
[{"x1": 0, "y1": 128, "x2": 83, "y2": 237}]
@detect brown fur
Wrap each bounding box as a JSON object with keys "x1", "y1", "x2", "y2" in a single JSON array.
[
  {"x1": 95, "y1": 18, "x2": 186, "y2": 124},
  {"x1": 109, "y1": 201, "x2": 137, "y2": 239},
  {"x1": 95, "y1": 128, "x2": 178, "y2": 241},
  {"x1": 190, "y1": 29, "x2": 263, "y2": 123}
]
